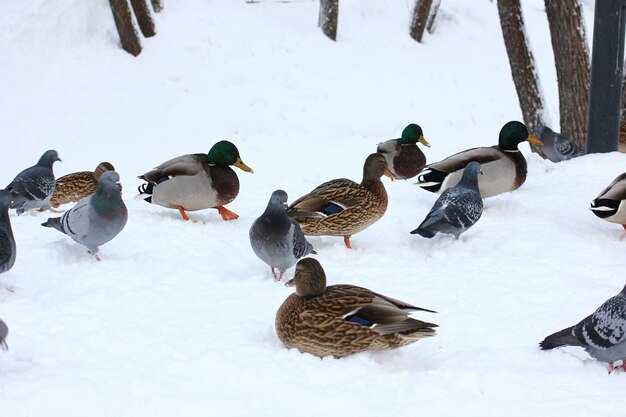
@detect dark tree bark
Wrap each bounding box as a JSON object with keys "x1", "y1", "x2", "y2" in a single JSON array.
[
  {"x1": 497, "y1": 0, "x2": 546, "y2": 141},
  {"x1": 544, "y1": 0, "x2": 590, "y2": 152},
  {"x1": 410, "y1": 0, "x2": 433, "y2": 42},
  {"x1": 319, "y1": 0, "x2": 338, "y2": 41},
  {"x1": 151, "y1": 0, "x2": 163, "y2": 13},
  {"x1": 130, "y1": 0, "x2": 156, "y2": 37},
  {"x1": 426, "y1": 0, "x2": 441, "y2": 34},
  {"x1": 621, "y1": 70, "x2": 626, "y2": 151},
  {"x1": 109, "y1": 0, "x2": 142, "y2": 56}
]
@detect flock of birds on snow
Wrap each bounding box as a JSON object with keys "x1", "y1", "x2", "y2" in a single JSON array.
[{"x1": 1, "y1": 121, "x2": 626, "y2": 369}]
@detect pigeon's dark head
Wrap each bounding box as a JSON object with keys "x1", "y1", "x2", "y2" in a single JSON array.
[
  {"x1": 401, "y1": 123, "x2": 430, "y2": 147},
  {"x1": 38, "y1": 150, "x2": 61, "y2": 167},
  {"x1": 207, "y1": 140, "x2": 253, "y2": 173},
  {"x1": 269, "y1": 189, "x2": 288, "y2": 209},
  {"x1": 98, "y1": 171, "x2": 122, "y2": 194},
  {"x1": 0, "y1": 190, "x2": 12, "y2": 209},
  {"x1": 498, "y1": 121, "x2": 543, "y2": 151}
]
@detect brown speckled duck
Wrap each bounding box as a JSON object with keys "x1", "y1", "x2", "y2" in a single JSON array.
[
  {"x1": 416, "y1": 121, "x2": 543, "y2": 198},
  {"x1": 138, "y1": 141, "x2": 253, "y2": 221},
  {"x1": 275, "y1": 258, "x2": 438, "y2": 358},
  {"x1": 377, "y1": 123, "x2": 430, "y2": 180},
  {"x1": 287, "y1": 153, "x2": 388, "y2": 249},
  {"x1": 50, "y1": 162, "x2": 115, "y2": 208}
]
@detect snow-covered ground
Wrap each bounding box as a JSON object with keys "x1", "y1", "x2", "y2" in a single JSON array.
[{"x1": 0, "y1": 0, "x2": 622, "y2": 416}]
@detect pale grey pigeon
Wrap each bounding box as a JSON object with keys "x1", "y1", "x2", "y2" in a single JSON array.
[
  {"x1": 411, "y1": 161, "x2": 483, "y2": 239},
  {"x1": 0, "y1": 190, "x2": 16, "y2": 274},
  {"x1": 540, "y1": 284, "x2": 626, "y2": 372},
  {"x1": 249, "y1": 190, "x2": 316, "y2": 280},
  {"x1": 0, "y1": 319, "x2": 7, "y2": 351},
  {"x1": 536, "y1": 125, "x2": 582, "y2": 162},
  {"x1": 6, "y1": 150, "x2": 61, "y2": 215},
  {"x1": 41, "y1": 171, "x2": 127, "y2": 260}
]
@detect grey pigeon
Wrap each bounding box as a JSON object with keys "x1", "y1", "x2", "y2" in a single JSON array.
[
  {"x1": 6, "y1": 150, "x2": 61, "y2": 214},
  {"x1": 0, "y1": 190, "x2": 16, "y2": 274},
  {"x1": 411, "y1": 161, "x2": 483, "y2": 239},
  {"x1": 540, "y1": 284, "x2": 626, "y2": 372},
  {"x1": 536, "y1": 126, "x2": 583, "y2": 162},
  {"x1": 0, "y1": 318, "x2": 7, "y2": 351},
  {"x1": 41, "y1": 171, "x2": 128, "y2": 260},
  {"x1": 249, "y1": 190, "x2": 316, "y2": 280}
]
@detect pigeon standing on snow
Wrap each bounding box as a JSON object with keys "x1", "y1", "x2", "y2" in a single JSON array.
[
  {"x1": 249, "y1": 190, "x2": 316, "y2": 280},
  {"x1": 41, "y1": 171, "x2": 128, "y2": 260},
  {"x1": 411, "y1": 161, "x2": 483, "y2": 239},
  {"x1": 535, "y1": 125, "x2": 582, "y2": 162},
  {"x1": 6, "y1": 150, "x2": 61, "y2": 214},
  {"x1": 540, "y1": 284, "x2": 626, "y2": 372},
  {"x1": 0, "y1": 190, "x2": 16, "y2": 274},
  {"x1": 0, "y1": 319, "x2": 7, "y2": 351}
]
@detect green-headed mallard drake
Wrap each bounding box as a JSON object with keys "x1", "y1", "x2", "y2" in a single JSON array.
[
  {"x1": 416, "y1": 121, "x2": 543, "y2": 198},
  {"x1": 287, "y1": 153, "x2": 388, "y2": 249},
  {"x1": 377, "y1": 123, "x2": 430, "y2": 180},
  {"x1": 138, "y1": 140, "x2": 253, "y2": 221},
  {"x1": 590, "y1": 172, "x2": 626, "y2": 238},
  {"x1": 50, "y1": 162, "x2": 115, "y2": 208},
  {"x1": 275, "y1": 258, "x2": 438, "y2": 358}
]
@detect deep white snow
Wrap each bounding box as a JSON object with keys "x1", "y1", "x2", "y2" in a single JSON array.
[{"x1": 0, "y1": 1, "x2": 624, "y2": 416}]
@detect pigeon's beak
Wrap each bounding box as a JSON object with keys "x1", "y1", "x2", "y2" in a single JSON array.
[
  {"x1": 234, "y1": 158, "x2": 254, "y2": 173},
  {"x1": 285, "y1": 278, "x2": 295, "y2": 287},
  {"x1": 527, "y1": 135, "x2": 543, "y2": 145},
  {"x1": 56, "y1": 157, "x2": 62, "y2": 162},
  {"x1": 418, "y1": 136, "x2": 431, "y2": 147}
]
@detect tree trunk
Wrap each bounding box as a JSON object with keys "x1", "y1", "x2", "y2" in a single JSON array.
[
  {"x1": 621, "y1": 70, "x2": 626, "y2": 152},
  {"x1": 151, "y1": 0, "x2": 163, "y2": 13},
  {"x1": 410, "y1": 0, "x2": 433, "y2": 42},
  {"x1": 544, "y1": 0, "x2": 590, "y2": 152},
  {"x1": 109, "y1": 0, "x2": 142, "y2": 56},
  {"x1": 319, "y1": 0, "x2": 338, "y2": 41},
  {"x1": 426, "y1": 0, "x2": 441, "y2": 34},
  {"x1": 130, "y1": 0, "x2": 156, "y2": 37},
  {"x1": 497, "y1": 0, "x2": 546, "y2": 143}
]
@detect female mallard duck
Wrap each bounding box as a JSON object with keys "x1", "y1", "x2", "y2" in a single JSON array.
[
  {"x1": 377, "y1": 123, "x2": 430, "y2": 180},
  {"x1": 50, "y1": 162, "x2": 115, "y2": 208},
  {"x1": 590, "y1": 172, "x2": 626, "y2": 238},
  {"x1": 138, "y1": 140, "x2": 253, "y2": 221},
  {"x1": 416, "y1": 121, "x2": 543, "y2": 198},
  {"x1": 287, "y1": 153, "x2": 388, "y2": 249},
  {"x1": 275, "y1": 258, "x2": 438, "y2": 358}
]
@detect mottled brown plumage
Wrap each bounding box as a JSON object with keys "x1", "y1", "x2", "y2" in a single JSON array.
[
  {"x1": 275, "y1": 258, "x2": 438, "y2": 358},
  {"x1": 287, "y1": 153, "x2": 388, "y2": 248},
  {"x1": 50, "y1": 162, "x2": 115, "y2": 208}
]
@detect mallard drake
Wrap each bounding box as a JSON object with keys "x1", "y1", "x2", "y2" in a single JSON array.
[
  {"x1": 138, "y1": 141, "x2": 253, "y2": 221},
  {"x1": 287, "y1": 153, "x2": 388, "y2": 249},
  {"x1": 411, "y1": 161, "x2": 483, "y2": 239},
  {"x1": 249, "y1": 190, "x2": 316, "y2": 280},
  {"x1": 377, "y1": 123, "x2": 430, "y2": 180},
  {"x1": 50, "y1": 162, "x2": 115, "y2": 208},
  {"x1": 540, "y1": 283, "x2": 626, "y2": 373},
  {"x1": 275, "y1": 258, "x2": 438, "y2": 358},
  {"x1": 590, "y1": 172, "x2": 626, "y2": 238},
  {"x1": 416, "y1": 121, "x2": 543, "y2": 198}
]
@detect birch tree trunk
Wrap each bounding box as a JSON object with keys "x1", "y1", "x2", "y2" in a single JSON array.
[
  {"x1": 410, "y1": 0, "x2": 433, "y2": 43},
  {"x1": 544, "y1": 0, "x2": 590, "y2": 151},
  {"x1": 109, "y1": 0, "x2": 142, "y2": 56},
  {"x1": 497, "y1": 0, "x2": 546, "y2": 143},
  {"x1": 319, "y1": 0, "x2": 338, "y2": 41}
]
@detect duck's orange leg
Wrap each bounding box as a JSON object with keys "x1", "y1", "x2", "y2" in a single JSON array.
[
  {"x1": 177, "y1": 205, "x2": 190, "y2": 221},
  {"x1": 343, "y1": 236, "x2": 352, "y2": 249},
  {"x1": 215, "y1": 205, "x2": 239, "y2": 221}
]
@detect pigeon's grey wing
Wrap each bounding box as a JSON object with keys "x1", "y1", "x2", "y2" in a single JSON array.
[
  {"x1": 0, "y1": 319, "x2": 8, "y2": 351},
  {"x1": 61, "y1": 199, "x2": 92, "y2": 239},
  {"x1": 9, "y1": 167, "x2": 55, "y2": 200},
  {"x1": 575, "y1": 296, "x2": 626, "y2": 349},
  {"x1": 290, "y1": 219, "x2": 312, "y2": 259}
]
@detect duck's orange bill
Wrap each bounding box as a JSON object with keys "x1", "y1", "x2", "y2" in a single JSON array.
[
  {"x1": 527, "y1": 135, "x2": 543, "y2": 145},
  {"x1": 234, "y1": 158, "x2": 254, "y2": 173}
]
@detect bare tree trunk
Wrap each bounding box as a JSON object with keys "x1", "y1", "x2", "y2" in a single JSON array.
[
  {"x1": 620, "y1": 67, "x2": 626, "y2": 152},
  {"x1": 130, "y1": 0, "x2": 156, "y2": 37},
  {"x1": 109, "y1": 0, "x2": 142, "y2": 56},
  {"x1": 426, "y1": 0, "x2": 441, "y2": 34},
  {"x1": 319, "y1": 0, "x2": 338, "y2": 41},
  {"x1": 544, "y1": 0, "x2": 590, "y2": 152},
  {"x1": 497, "y1": 0, "x2": 546, "y2": 143},
  {"x1": 151, "y1": 0, "x2": 163, "y2": 13},
  {"x1": 410, "y1": 0, "x2": 433, "y2": 42}
]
